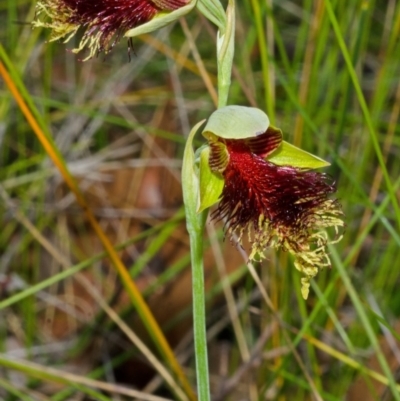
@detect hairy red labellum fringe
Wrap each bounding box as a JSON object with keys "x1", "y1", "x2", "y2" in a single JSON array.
[
  {"x1": 209, "y1": 130, "x2": 344, "y2": 298},
  {"x1": 53, "y1": 0, "x2": 187, "y2": 54},
  {"x1": 214, "y1": 139, "x2": 337, "y2": 242}
]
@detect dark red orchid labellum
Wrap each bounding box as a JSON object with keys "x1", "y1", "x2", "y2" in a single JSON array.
[
  {"x1": 34, "y1": 0, "x2": 189, "y2": 59},
  {"x1": 208, "y1": 129, "x2": 344, "y2": 299}
]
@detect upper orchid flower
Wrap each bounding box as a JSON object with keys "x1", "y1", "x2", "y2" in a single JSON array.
[
  {"x1": 33, "y1": 0, "x2": 196, "y2": 59},
  {"x1": 198, "y1": 106, "x2": 344, "y2": 299}
]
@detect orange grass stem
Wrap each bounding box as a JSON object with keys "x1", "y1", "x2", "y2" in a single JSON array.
[{"x1": 0, "y1": 54, "x2": 196, "y2": 401}]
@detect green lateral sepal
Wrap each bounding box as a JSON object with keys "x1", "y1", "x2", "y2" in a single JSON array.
[
  {"x1": 125, "y1": 1, "x2": 196, "y2": 38},
  {"x1": 268, "y1": 140, "x2": 330, "y2": 169}
]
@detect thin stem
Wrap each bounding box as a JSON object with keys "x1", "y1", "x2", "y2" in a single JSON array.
[
  {"x1": 183, "y1": 2, "x2": 235, "y2": 399},
  {"x1": 182, "y1": 121, "x2": 210, "y2": 401},
  {"x1": 217, "y1": 0, "x2": 235, "y2": 108},
  {"x1": 188, "y1": 219, "x2": 209, "y2": 401}
]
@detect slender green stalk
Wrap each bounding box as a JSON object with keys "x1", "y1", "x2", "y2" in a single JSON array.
[
  {"x1": 217, "y1": 0, "x2": 235, "y2": 108},
  {"x1": 188, "y1": 219, "x2": 209, "y2": 400},
  {"x1": 183, "y1": 2, "x2": 235, "y2": 399},
  {"x1": 182, "y1": 121, "x2": 210, "y2": 401}
]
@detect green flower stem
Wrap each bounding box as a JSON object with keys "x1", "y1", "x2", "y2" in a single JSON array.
[
  {"x1": 216, "y1": 0, "x2": 235, "y2": 109},
  {"x1": 188, "y1": 215, "x2": 209, "y2": 400},
  {"x1": 182, "y1": 121, "x2": 210, "y2": 401},
  {"x1": 196, "y1": 0, "x2": 234, "y2": 107},
  {"x1": 183, "y1": 2, "x2": 235, "y2": 399}
]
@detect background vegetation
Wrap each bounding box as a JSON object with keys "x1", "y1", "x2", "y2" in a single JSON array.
[{"x1": 1, "y1": 0, "x2": 400, "y2": 400}]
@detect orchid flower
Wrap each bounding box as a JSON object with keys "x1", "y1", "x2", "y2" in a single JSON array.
[
  {"x1": 33, "y1": 0, "x2": 196, "y2": 59},
  {"x1": 197, "y1": 106, "x2": 344, "y2": 299}
]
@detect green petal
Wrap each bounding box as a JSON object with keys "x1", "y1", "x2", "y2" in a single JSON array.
[
  {"x1": 202, "y1": 105, "x2": 269, "y2": 140},
  {"x1": 198, "y1": 147, "x2": 224, "y2": 212},
  {"x1": 268, "y1": 141, "x2": 330, "y2": 169},
  {"x1": 124, "y1": 1, "x2": 196, "y2": 38}
]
